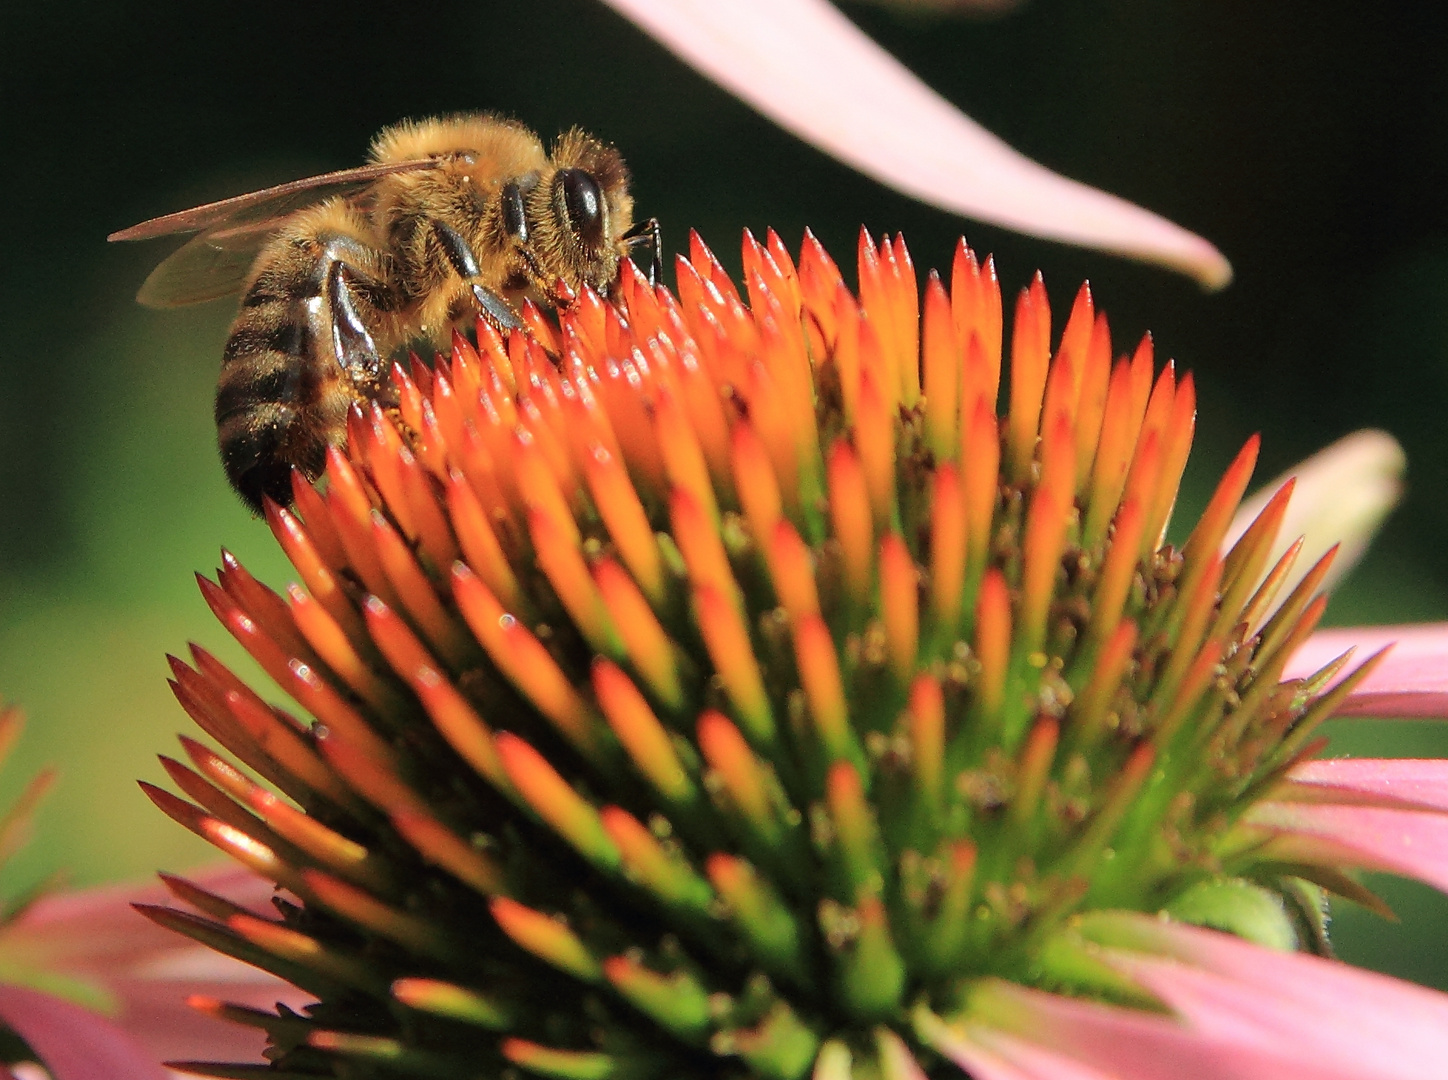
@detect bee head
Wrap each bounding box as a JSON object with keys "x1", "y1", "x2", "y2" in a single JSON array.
[{"x1": 531, "y1": 130, "x2": 635, "y2": 295}]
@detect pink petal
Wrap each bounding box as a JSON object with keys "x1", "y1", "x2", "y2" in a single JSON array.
[
  {"x1": 1246, "y1": 800, "x2": 1448, "y2": 894},
  {"x1": 0, "y1": 866, "x2": 309, "y2": 1061},
  {"x1": 600, "y1": 0, "x2": 1232, "y2": 288},
  {"x1": 1283, "y1": 758, "x2": 1448, "y2": 812},
  {"x1": 0, "y1": 985, "x2": 167, "y2": 1080},
  {"x1": 1087, "y1": 916, "x2": 1448, "y2": 1080},
  {"x1": 1286, "y1": 623, "x2": 1448, "y2": 719},
  {"x1": 930, "y1": 1027, "x2": 1112, "y2": 1080},
  {"x1": 920, "y1": 983, "x2": 1356, "y2": 1080},
  {"x1": 875, "y1": 1029, "x2": 933, "y2": 1080},
  {"x1": 926, "y1": 1017, "x2": 1132, "y2": 1080}
]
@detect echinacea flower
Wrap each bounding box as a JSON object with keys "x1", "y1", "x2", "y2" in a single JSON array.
[
  {"x1": 146, "y1": 230, "x2": 1448, "y2": 1080},
  {"x1": 0, "y1": 706, "x2": 177, "y2": 1080}
]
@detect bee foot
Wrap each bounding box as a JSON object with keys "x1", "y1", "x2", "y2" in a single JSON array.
[{"x1": 471, "y1": 283, "x2": 524, "y2": 333}]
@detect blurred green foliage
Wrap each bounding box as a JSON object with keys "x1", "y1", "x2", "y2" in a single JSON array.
[{"x1": 0, "y1": 0, "x2": 1444, "y2": 988}]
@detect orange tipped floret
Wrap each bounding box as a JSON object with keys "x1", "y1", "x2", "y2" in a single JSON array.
[
  {"x1": 857, "y1": 230, "x2": 900, "y2": 410},
  {"x1": 921, "y1": 271, "x2": 960, "y2": 462},
  {"x1": 599, "y1": 806, "x2": 714, "y2": 915},
  {"x1": 1077, "y1": 497, "x2": 1146, "y2": 673},
  {"x1": 695, "y1": 584, "x2": 776, "y2": 747},
  {"x1": 745, "y1": 359, "x2": 805, "y2": 516},
  {"x1": 768, "y1": 519, "x2": 821, "y2": 626},
  {"x1": 529, "y1": 507, "x2": 622, "y2": 659},
  {"x1": 495, "y1": 733, "x2": 620, "y2": 871},
  {"x1": 828, "y1": 439, "x2": 875, "y2": 605},
  {"x1": 592, "y1": 559, "x2": 683, "y2": 709},
  {"x1": 593, "y1": 660, "x2": 695, "y2": 806},
  {"x1": 794, "y1": 614, "x2": 859, "y2": 771},
  {"x1": 490, "y1": 897, "x2": 601, "y2": 982},
  {"x1": 929, "y1": 463, "x2": 967, "y2": 634},
  {"x1": 951, "y1": 243, "x2": 1003, "y2": 404},
  {"x1": 1019, "y1": 413, "x2": 1076, "y2": 656},
  {"x1": 879, "y1": 533, "x2": 919, "y2": 684},
  {"x1": 733, "y1": 421, "x2": 784, "y2": 546},
  {"x1": 450, "y1": 564, "x2": 604, "y2": 759},
  {"x1": 672, "y1": 487, "x2": 738, "y2": 603},
  {"x1": 856, "y1": 363, "x2": 897, "y2": 526},
  {"x1": 1073, "y1": 314, "x2": 1113, "y2": 486},
  {"x1": 1006, "y1": 273, "x2": 1051, "y2": 482},
  {"x1": 656, "y1": 383, "x2": 720, "y2": 528},
  {"x1": 698, "y1": 710, "x2": 788, "y2": 847}
]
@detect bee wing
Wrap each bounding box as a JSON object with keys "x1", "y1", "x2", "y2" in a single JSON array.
[
  {"x1": 110, "y1": 158, "x2": 441, "y2": 308},
  {"x1": 132, "y1": 219, "x2": 290, "y2": 308},
  {"x1": 109, "y1": 159, "x2": 438, "y2": 241}
]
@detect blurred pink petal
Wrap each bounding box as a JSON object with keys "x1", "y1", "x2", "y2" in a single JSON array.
[
  {"x1": 0, "y1": 866, "x2": 309, "y2": 1061},
  {"x1": 929, "y1": 1024, "x2": 1112, "y2": 1080},
  {"x1": 1283, "y1": 758, "x2": 1448, "y2": 812},
  {"x1": 601, "y1": 0, "x2": 1232, "y2": 287},
  {"x1": 1287, "y1": 623, "x2": 1448, "y2": 718},
  {"x1": 1085, "y1": 915, "x2": 1448, "y2": 1080},
  {"x1": 1225, "y1": 430, "x2": 1405, "y2": 600},
  {"x1": 919, "y1": 983, "x2": 1347, "y2": 1080},
  {"x1": 874, "y1": 1029, "x2": 932, "y2": 1080},
  {"x1": 1245, "y1": 800, "x2": 1448, "y2": 894},
  {"x1": 0, "y1": 985, "x2": 167, "y2": 1080}
]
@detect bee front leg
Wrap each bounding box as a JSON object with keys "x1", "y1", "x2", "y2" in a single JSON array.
[
  {"x1": 432, "y1": 220, "x2": 524, "y2": 333},
  {"x1": 621, "y1": 217, "x2": 663, "y2": 287}
]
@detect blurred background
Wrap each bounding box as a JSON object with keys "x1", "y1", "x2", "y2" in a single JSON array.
[{"x1": 0, "y1": 0, "x2": 1445, "y2": 987}]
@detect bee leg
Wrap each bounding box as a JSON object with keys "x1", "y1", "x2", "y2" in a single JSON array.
[
  {"x1": 621, "y1": 217, "x2": 663, "y2": 286},
  {"x1": 471, "y1": 283, "x2": 525, "y2": 333},
  {"x1": 433, "y1": 219, "x2": 524, "y2": 333},
  {"x1": 325, "y1": 261, "x2": 390, "y2": 395}
]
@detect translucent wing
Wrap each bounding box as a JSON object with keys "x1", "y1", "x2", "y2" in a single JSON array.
[
  {"x1": 108, "y1": 159, "x2": 438, "y2": 241},
  {"x1": 110, "y1": 158, "x2": 439, "y2": 308},
  {"x1": 132, "y1": 218, "x2": 285, "y2": 308}
]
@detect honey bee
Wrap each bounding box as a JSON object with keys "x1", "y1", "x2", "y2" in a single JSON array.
[{"x1": 110, "y1": 113, "x2": 660, "y2": 513}]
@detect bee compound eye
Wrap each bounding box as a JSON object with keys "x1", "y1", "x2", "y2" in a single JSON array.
[{"x1": 556, "y1": 168, "x2": 605, "y2": 246}]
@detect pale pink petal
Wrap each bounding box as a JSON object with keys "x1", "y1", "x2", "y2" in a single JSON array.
[
  {"x1": 600, "y1": 0, "x2": 1232, "y2": 288},
  {"x1": 1282, "y1": 758, "x2": 1448, "y2": 812},
  {"x1": 1224, "y1": 430, "x2": 1405, "y2": 601},
  {"x1": 1245, "y1": 800, "x2": 1448, "y2": 894},
  {"x1": 919, "y1": 983, "x2": 1353, "y2": 1080},
  {"x1": 926, "y1": 1018, "x2": 1126, "y2": 1080},
  {"x1": 1086, "y1": 916, "x2": 1448, "y2": 1080},
  {"x1": 0, "y1": 985, "x2": 167, "y2": 1080},
  {"x1": 0, "y1": 865, "x2": 272, "y2": 974},
  {"x1": 0, "y1": 866, "x2": 309, "y2": 1061},
  {"x1": 1286, "y1": 623, "x2": 1448, "y2": 718},
  {"x1": 874, "y1": 1029, "x2": 932, "y2": 1080}
]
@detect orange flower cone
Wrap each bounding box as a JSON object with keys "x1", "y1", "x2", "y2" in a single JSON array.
[{"x1": 143, "y1": 229, "x2": 1448, "y2": 1080}]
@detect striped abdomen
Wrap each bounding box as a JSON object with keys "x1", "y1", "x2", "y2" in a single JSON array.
[{"x1": 216, "y1": 207, "x2": 392, "y2": 513}]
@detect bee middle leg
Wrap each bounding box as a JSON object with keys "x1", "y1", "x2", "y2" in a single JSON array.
[
  {"x1": 325, "y1": 260, "x2": 397, "y2": 398},
  {"x1": 432, "y1": 220, "x2": 524, "y2": 333}
]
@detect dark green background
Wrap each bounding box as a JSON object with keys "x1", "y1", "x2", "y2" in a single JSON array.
[{"x1": 0, "y1": 0, "x2": 1444, "y2": 990}]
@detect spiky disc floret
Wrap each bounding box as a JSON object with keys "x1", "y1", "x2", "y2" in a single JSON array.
[{"x1": 147, "y1": 229, "x2": 1373, "y2": 1079}]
